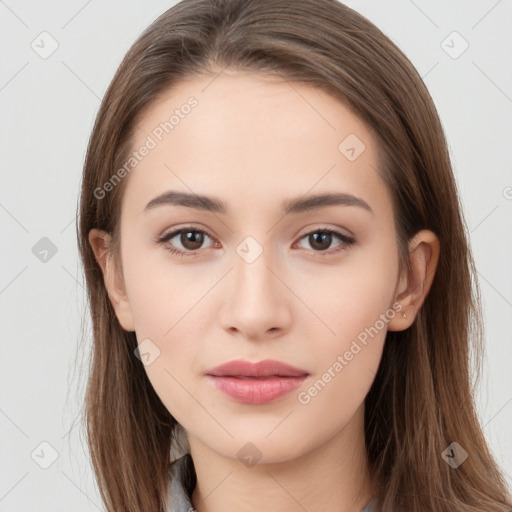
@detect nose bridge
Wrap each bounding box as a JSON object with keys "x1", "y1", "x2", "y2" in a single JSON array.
[
  {"x1": 218, "y1": 232, "x2": 292, "y2": 337},
  {"x1": 233, "y1": 233, "x2": 280, "y2": 302}
]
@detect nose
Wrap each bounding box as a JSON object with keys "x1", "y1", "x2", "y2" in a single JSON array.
[{"x1": 217, "y1": 240, "x2": 293, "y2": 342}]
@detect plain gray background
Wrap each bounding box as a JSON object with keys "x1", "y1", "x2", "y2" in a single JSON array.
[{"x1": 1, "y1": 1, "x2": 511, "y2": 510}]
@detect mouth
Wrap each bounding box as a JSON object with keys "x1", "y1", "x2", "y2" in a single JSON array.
[{"x1": 206, "y1": 359, "x2": 309, "y2": 404}]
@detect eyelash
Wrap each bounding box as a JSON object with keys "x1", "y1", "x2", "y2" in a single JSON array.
[{"x1": 155, "y1": 226, "x2": 355, "y2": 258}]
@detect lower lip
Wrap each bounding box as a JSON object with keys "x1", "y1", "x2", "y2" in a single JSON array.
[{"x1": 207, "y1": 375, "x2": 308, "y2": 404}]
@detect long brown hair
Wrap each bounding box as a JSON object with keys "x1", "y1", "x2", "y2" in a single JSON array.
[{"x1": 77, "y1": 1, "x2": 512, "y2": 511}]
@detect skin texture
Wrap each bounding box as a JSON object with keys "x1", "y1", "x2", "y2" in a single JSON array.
[{"x1": 89, "y1": 71, "x2": 440, "y2": 512}]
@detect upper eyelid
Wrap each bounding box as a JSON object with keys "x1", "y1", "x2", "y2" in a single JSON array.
[
  {"x1": 158, "y1": 226, "x2": 212, "y2": 242},
  {"x1": 156, "y1": 227, "x2": 217, "y2": 250}
]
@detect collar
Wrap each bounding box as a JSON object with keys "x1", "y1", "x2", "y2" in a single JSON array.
[
  {"x1": 167, "y1": 453, "x2": 377, "y2": 512},
  {"x1": 167, "y1": 453, "x2": 197, "y2": 512}
]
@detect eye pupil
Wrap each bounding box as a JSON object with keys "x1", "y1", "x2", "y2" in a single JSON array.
[
  {"x1": 182, "y1": 231, "x2": 204, "y2": 250},
  {"x1": 310, "y1": 232, "x2": 332, "y2": 251}
]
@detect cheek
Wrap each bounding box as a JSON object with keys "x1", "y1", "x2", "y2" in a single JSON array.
[
  {"x1": 307, "y1": 247, "x2": 399, "y2": 343},
  {"x1": 122, "y1": 249, "x2": 214, "y2": 338},
  {"x1": 296, "y1": 277, "x2": 396, "y2": 425},
  {"x1": 125, "y1": 260, "x2": 210, "y2": 424},
  {"x1": 300, "y1": 246, "x2": 398, "y2": 395},
  {"x1": 121, "y1": 251, "x2": 217, "y2": 408}
]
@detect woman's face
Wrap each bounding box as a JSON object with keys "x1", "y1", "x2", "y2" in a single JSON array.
[{"x1": 103, "y1": 71, "x2": 405, "y2": 463}]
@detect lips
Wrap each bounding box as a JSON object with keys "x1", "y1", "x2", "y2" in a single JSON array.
[
  {"x1": 206, "y1": 359, "x2": 309, "y2": 378},
  {"x1": 206, "y1": 359, "x2": 309, "y2": 404}
]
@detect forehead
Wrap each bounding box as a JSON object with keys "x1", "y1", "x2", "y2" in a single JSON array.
[{"x1": 123, "y1": 71, "x2": 390, "y2": 219}]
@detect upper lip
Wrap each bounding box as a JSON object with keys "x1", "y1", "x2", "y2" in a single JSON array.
[{"x1": 206, "y1": 359, "x2": 309, "y2": 378}]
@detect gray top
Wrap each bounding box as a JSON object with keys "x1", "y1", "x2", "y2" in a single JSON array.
[{"x1": 167, "y1": 453, "x2": 377, "y2": 512}]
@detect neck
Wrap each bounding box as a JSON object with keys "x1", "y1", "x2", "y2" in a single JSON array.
[{"x1": 188, "y1": 406, "x2": 374, "y2": 512}]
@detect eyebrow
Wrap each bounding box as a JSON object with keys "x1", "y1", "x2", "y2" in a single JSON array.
[{"x1": 144, "y1": 190, "x2": 373, "y2": 215}]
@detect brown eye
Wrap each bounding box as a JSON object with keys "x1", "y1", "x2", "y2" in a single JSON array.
[
  {"x1": 296, "y1": 229, "x2": 355, "y2": 254},
  {"x1": 179, "y1": 230, "x2": 205, "y2": 250},
  {"x1": 157, "y1": 227, "x2": 215, "y2": 256},
  {"x1": 308, "y1": 232, "x2": 333, "y2": 251}
]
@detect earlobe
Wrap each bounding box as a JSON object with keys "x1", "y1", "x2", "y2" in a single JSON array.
[
  {"x1": 387, "y1": 229, "x2": 440, "y2": 332},
  {"x1": 88, "y1": 228, "x2": 136, "y2": 332}
]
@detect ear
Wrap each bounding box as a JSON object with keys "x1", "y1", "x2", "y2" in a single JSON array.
[
  {"x1": 88, "y1": 228, "x2": 135, "y2": 332},
  {"x1": 387, "y1": 229, "x2": 440, "y2": 331}
]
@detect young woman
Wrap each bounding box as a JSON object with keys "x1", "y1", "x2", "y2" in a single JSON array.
[{"x1": 77, "y1": 1, "x2": 512, "y2": 511}]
